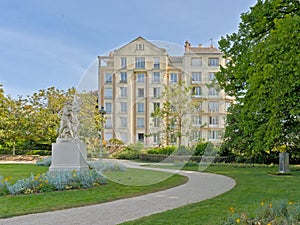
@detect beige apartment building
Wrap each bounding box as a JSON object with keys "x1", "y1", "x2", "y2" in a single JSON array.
[{"x1": 98, "y1": 37, "x2": 233, "y2": 147}]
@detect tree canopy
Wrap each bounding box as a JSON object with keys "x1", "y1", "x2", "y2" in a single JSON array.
[{"x1": 216, "y1": 0, "x2": 300, "y2": 162}]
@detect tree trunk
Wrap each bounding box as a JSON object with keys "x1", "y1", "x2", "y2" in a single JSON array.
[{"x1": 12, "y1": 141, "x2": 16, "y2": 156}]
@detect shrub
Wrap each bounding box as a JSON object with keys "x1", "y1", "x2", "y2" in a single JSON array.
[
  {"x1": 114, "y1": 143, "x2": 143, "y2": 160},
  {"x1": 174, "y1": 146, "x2": 194, "y2": 156},
  {"x1": 223, "y1": 200, "x2": 300, "y2": 224},
  {"x1": 194, "y1": 141, "x2": 214, "y2": 156},
  {"x1": 1, "y1": 169, "x2": 106, "y2": 196},
  {"x1": 36, "y1": 157, "x2": 52, "y2": 166},
  {"x1": 147, "y1": 146, "x2": 176, "y2": 155}
]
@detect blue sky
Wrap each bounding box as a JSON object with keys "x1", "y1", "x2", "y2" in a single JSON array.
[{"x1": 0, "y1": 0, "x2": 257, "y2": 98}]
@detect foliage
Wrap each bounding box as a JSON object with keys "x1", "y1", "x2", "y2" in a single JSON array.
[
  {"x1": 147, "y1": 146, "x2": 177, "y2": 155},
  {"x1": 114, "y1": 143, "x2": 143, "y2": 160},
  {"x1": 223, "y1": 201, "x2": 300, "y2": 225},
  {"x1": 0, "y1": 169, "x2": 106, "y2": 196},
  {"x1": 36, "y1": 157, "x2": 52, "y2": 166},
  {"x1": 106, "y1": 138, "x2": 125, "y2": 156},
  {"x1": 0, "y1": 86, "x2": 76, "y2": 153},
  {"x1": 194, "y1": 141, "x2": 215, "y2": 156},
  {"x1": 150, "y1": 81, "x2": 201, "y2": 147},
  {"x1": 216, "y1": 0, "x2": 300, "y2": 162}
]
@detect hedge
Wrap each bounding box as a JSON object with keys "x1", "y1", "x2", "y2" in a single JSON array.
[{"x1": 139, "y1": 153, "x2": 230, "y2": 163}]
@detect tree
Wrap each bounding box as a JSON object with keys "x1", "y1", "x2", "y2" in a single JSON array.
[
  {"x1": 1, "y1": 95, "x2": 31, "y2": 155},
  {"x1": 151, "y1": 81, "x2": 201, "y2": 147},
  {"x1": 216, "y1": 0, "x2": 300, "y2": 162},
  {"x1": 28, "y1": 87, "x2": 76, "y2": 147}
]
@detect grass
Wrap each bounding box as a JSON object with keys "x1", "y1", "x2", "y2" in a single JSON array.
[
  {"x1": 0, "y1": 164, "x2": 187, "y2": 218},
  {"x1": 122, "y1": 164, "x2": 300, "y2": 225}
]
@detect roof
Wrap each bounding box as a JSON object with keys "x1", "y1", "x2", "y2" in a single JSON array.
[
  {"x1": 169, "y1": 56, "x2": 183, "y2": 63},
  {"x1": 186, "y1": 46, "x2": 221, "y2": 54}
]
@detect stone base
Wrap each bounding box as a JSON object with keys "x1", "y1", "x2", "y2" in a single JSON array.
[{"x1": 49, "y1": 141, "x2": 89, "y2": 172}]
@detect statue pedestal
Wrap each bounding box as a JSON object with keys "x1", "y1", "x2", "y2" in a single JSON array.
[{"x1": 49, "y1": 140, "x2": 89, "y2": 172}]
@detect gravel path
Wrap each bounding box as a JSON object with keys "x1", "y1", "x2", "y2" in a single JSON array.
[{"x1": 0, "y1": 161, "x2": 235, "y2": 225}]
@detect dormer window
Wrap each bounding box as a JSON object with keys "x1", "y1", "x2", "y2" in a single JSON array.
[{"x1": 136, "y1": 44, "x2": 144, "y2": 50}]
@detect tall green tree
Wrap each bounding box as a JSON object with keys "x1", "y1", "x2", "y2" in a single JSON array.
[
  {"x1": 151, "y1": 81, "x2": 201, "y2": 147},
  {"x1": 28, "y1": 87, "x2": 76, "y2": 146},
  {"x1": 216, "y1": 0, "x2": 300, "y2": 162}
]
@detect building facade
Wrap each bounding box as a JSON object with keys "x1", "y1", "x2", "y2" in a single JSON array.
[{"x1": 98, "y1": 37, "x2": 233, "y2": 147}]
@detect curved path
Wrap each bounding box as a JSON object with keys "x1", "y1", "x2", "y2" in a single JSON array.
[{"x1": 0, "y1": 161, "x2": 235, "y2": 225}]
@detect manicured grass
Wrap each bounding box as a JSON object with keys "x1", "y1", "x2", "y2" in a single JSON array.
[
  {"x1": 104, "y1": 168, "x2": 176, "y2": 186},
  {"x1": 0, "y1": 164, "x2": 187, "y2": 218},
  {"x1": 122, "y1": 165, "x2": 300, "y2": 225},
  {"x1": 0, "y1": 164, "x2": 48, "y2": 183}
]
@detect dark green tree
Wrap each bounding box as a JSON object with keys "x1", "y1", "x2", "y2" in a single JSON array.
[{"x1": 216, "y1": 0, "x2": 300, "y2": 162}]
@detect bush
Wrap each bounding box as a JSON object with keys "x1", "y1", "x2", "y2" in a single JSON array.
[
  {"x1": 36, "y1": 157, "x2": 52, "y2": 166},
  {"x1": 147, "y1": 146, "x2": 176, "y2": 155},
  {"x1": 194, "y1": 142, "x2": 215, "y2": 156},
  {"x1": 1, "y1": 169, "x2": 106, "y2": 196},
  {"x1": 223, "y1": 200, "x2": 300, "y2": 224},
  {"x1": 114, "y1": 143, "x2": 143, "y2": 160}
]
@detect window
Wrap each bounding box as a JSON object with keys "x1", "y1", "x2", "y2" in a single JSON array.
[
  {"x1": 192, "y1": 131, "x2": 202, "y2": 141},
  {"x1": 209, "y1": 116, "x2": 219, "y2": 126},
  {"x1": 191, "y1": 58, "x2": 202, "y2": 66},
  {"x1": 192, "y1": 72, "x2": 202, "y2": 83},
  {"x1": 209, "y1": 101, "x2": 219, "y2": 112},
  {"x1": 193, "y1": 116, "x2": 202, "y2": 126},
  {"x1": 137, "y1": 102, "x2": 144, "y2": 113},
  {"x1": 208, "y1": 58, "x2": 219, "y2": 66},
  {"x1": 120, "y1": 87, "x2": 127, "y2": 97},
  {"x1": 170, "y1": 73, "x2": 178, "y2": 83},
  {"x1": 153, "y1": 134, "x2": 159, "y2": 143},
  {"x1": 105, "y1": 118, "x2": 112, "y2": 128},
  {"x1": 209, "y1": 130, "x2": 219, "y2": 140},
  {"x1": 153, "y1": 87, "x2": 160, "y2": 97},
  {"x1": 197, "y1": 102, "x2": 202, "y2": 111},
  {"x1": 153, "y1": 117, "x2": 160, "y2": 127},
  {"x1": 209, "y1": 88, "x2": 219, "y2": 96},
  {"x1": 135, "y1": 57, "x2": 145, "y2": 68},
  {"x1": 192, "y1": 87, "x2": 202, "y2": 97},
  {"x1": 121, "y1": 57, "x2": 127, "y2": 68},
  {"x1": 138, "y1": 133, "x2": 144, "y2": 142},
  {"x1": 153, "y1": 72, "x2": 160, "y2": 83},
  {"x1": 209, "y1": 72, "x2": 215, "y2": 81},
  {"x1": 137, "y1": 73, "x2": 145, "y2": 83},
  {"x1": 154, "y1": 57, "x2": 160, "y2": 69},
  {"x1": 104, "y1": 133, "x2": 113, "y2": 141},
  {"x1": 137, "y1": 88, "x2": 144, "y2": 98},
  {"x1": 104, "y1": 88, "x2": 112, "y2": 98},
  {"x1": 120, "y1": 102, "x2": 127, "y2": 113},
  {"x1": 105, "y1": 73, "x2": 112, "y2": 84},
  {"x1": 120, "y1": 72, "x2": 127, "y2": 83},
  {"x1": 137, "y1": 118, "x2": 145, "y2": 128},
  {"x1": 120, "y1": 117, "x2": 127, "y2": 128},
  {"x1": 153, "y1": 102, "x2": 160, "y2": 111},
  {"x1": 136, "y1": 44, "x2": 144, "y2": 50},
  {"x1": 105, "y1": 103, "x2": 112, "y2": 113}
]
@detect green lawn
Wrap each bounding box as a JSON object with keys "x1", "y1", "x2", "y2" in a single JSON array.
[
  {"x1": 122, "y1": 165, "x2": 300, "y2": 225},
  {"x1": 0, "y1": 164, "x2": 187, "y2": 218}
]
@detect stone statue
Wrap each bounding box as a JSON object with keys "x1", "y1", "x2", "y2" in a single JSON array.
[{"x1": 57, "y1": 97, "x2": 81, "y2": 142}]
